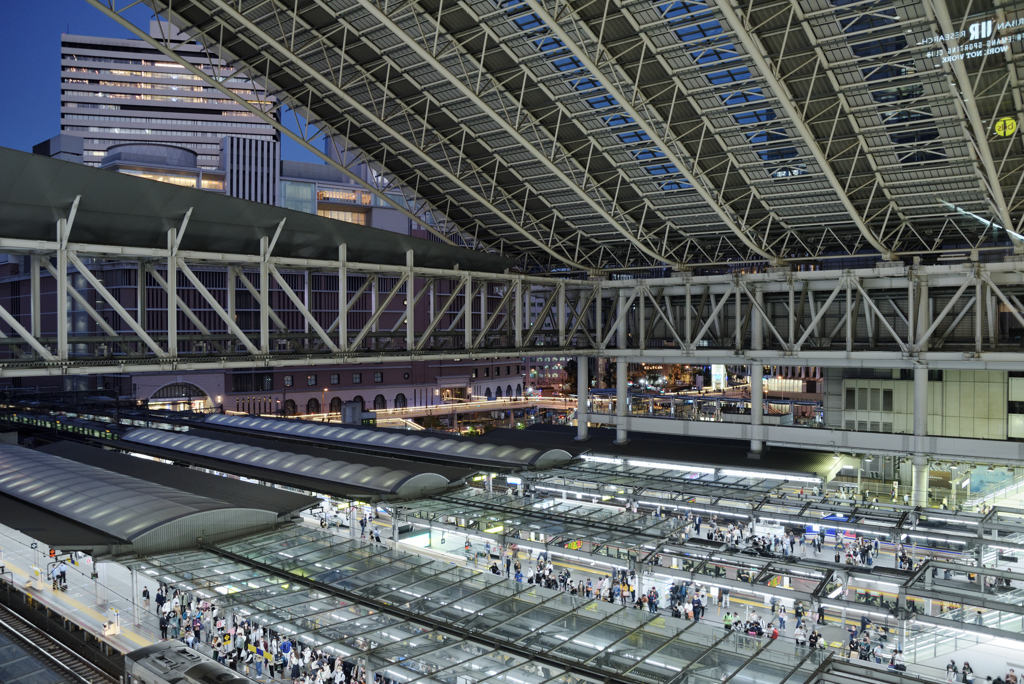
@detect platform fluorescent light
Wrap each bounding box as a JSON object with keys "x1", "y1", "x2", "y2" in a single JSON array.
[
  {"x1": 582, "y1": 455, "x2": 623, "y2": 465},
  {"x1": 628, "y1": 459, "x2": 715, "y2": 474},
  {"x1": 720, "y1": 469, "x2": 821, "y2": 483}
]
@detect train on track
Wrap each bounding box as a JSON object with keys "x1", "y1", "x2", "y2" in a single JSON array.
[{"x1": 126, "y1": 642, "x2": 255, "y2": 684}]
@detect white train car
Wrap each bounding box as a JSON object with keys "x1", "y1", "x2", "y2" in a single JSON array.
[{"x1": 125, "y1": 643, "x2": 253, "y2": 684}]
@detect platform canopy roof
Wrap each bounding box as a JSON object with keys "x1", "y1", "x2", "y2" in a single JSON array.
[
  {"x1": 205, "y1": 414, "x2": 575, "y2": 469},
  {"x1": 123, "y1": 427, "x2": 455, "y2": 499},
  {"x1": 0, "y1": 444, "x2": 283, "y2": 556},
  {"x1": 93, "y1": 0, "x2": 1024, "y2": 273}
]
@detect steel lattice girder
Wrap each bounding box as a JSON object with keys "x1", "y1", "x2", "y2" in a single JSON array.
[
  {"x1": 3, "y1": 219, "x2": 1024, "y2": 374},
  {"x1": 89, "y1": 0, "x2": 1024, "y2": 269}
]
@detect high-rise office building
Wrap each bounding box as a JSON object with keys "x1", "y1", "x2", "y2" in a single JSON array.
[{"x1": 60, "y1": 20, "x2": 277, "y2": 169}]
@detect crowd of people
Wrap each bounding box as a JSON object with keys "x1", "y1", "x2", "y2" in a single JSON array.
[
  {"x1": 142, "y1": 500, "x2": 1003, "y2": 683},
  {"x1": 150, "y1": 581, "x2": 383, "y2": 682}
]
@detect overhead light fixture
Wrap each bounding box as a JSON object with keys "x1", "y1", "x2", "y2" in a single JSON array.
[{"x1": 988, "y1": 464, "x2": 996, "y2": 472}]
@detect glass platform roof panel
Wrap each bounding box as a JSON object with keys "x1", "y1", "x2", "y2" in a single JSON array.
[{"x1": 133, "y1": 524, "x2": 819, "y2": 684}]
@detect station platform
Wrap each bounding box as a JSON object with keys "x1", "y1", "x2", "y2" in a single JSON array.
[{"x1": 0, "y1": 524, "x2": 159, "y2": 654}]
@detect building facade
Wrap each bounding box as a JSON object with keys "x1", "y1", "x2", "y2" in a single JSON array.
[{"x1": 60, "y1": 20, "x2": 277, "y2": 169}]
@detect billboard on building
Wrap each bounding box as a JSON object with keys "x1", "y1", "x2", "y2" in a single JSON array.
[{"x1": 711, "y1": 365, "x2": 727, "y2": 391}]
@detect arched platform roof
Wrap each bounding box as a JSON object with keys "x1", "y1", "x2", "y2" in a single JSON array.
[
  {"x1": 0, "y1": 444, "x2": 280, "y2": 556},
  {"x1": 122, "y1": 428, "x2": 452, "y2": 499},
  {"x1": 204, "y1": 414, "x2": 574, "y2": 469}
]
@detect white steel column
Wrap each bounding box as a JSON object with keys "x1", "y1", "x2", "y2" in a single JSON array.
[
  {"x1": 136, "y1": 261, "x2": 146, "y2": 327},
  {"x1": 30, "y1": 256, "x2": 41, "y2": 338},
  {"x1": 576, "y1": 356, "x2": 589, "y2": 441},
  {"x1": 227, "y1": 266, "x2": 236, "y2": 327},
  {"x1": 339, "y1": 244, "x2": 348, "y2": 352},
  {"x1": 167, "y1": 228, "x2": 177, "y2": 355},
  {"x1": 750, "y1": 286, "x2": 764, "y2": 458},
  {"x1": 913, "y1": 367, "x2": 930, "y2": 507},
  {"x1": 406, "y1": 250, "x2": 415, "y2": 351},
  {"x1": 56, "y1": 219, "x2": 69, "y2": 361},
  {"x1": 370, "y1": 275, "x2": 379, "y2": 349},
  {"x1": 514, "y1": 279, "x2": 523, "y2": 348},
  {"x1": 260, "y1": 236, "x2": 270, "y2": 354},
  {"x1": 464, "y1": 273, "x2": 473, "y2": 350},
  {"x1": 616, "y1": 290, "x2": 628, "y2": 445},
  {"x1": 131, "y1": 566, "x2": 140, "y2": 626},
  {"x1": 749, "y1": 366, "x2": 764, "y2": 458}
]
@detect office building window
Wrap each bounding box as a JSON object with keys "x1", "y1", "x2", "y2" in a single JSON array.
[
  {"x1": 281, "y1": 180, "x2": 315, "y2": 214},
  {"x1": 284, "y1": 375, "x2": 294, "y2": 387},
  {"x1": 307, "y1": 374, "x2": 317, "y2": 386},
  {"x1": 352, "y1": 373, "x2": 362, "y2": 384},
  {"x1": 495, "y1": 367, "x2": 501, "y2": 377},
  {"x1": 374, "y1": 372, "x2": 383, "y2": 383},
  {"x1": 330, "y1": 374, "x2": 340, "y2": 385},
  {"x1": 484, "y1": 368, "x2": 490, "y2": 377}
]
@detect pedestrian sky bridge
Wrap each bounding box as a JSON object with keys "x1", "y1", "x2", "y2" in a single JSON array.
[{"x1": 3, "y1": 155, "x2": 1024, "y2": 378}]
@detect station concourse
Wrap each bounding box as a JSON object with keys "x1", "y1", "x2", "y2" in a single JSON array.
[{"x1": 3, "y1": 0, "x2": 1024, "y2": 681}]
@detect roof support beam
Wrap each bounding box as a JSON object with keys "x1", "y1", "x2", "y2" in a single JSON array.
[
  {"x1": 925, "y1": 0, "x2": 1017, "y2": 243},
  {"x1": 202, "y1": 0, "x2": 590, "y2": 270},
  {"x1": 355, "y1": 0, "x2": 673, "y2": 266},
  {"x1": 716, "y1": 1, "x2": 895, "y2": 260},
  {"x1": 521, "y1": 0, "x2": 778, "y2": 263}
]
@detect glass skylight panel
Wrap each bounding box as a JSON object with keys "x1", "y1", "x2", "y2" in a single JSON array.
[
  {"x1": 586, "y1": 94, "x2": 618, "y2": 109},
  {"x1": 675, "y1": 20, "x2": 724, "y2": 43},
  {"x1": 719, "y1": 86, "x2": 766, "y2": 106},
  {"x1": 706, "y1": 67, "x2": 752, "y2": 84},
  {"x1": 633, "y1": 148, "x2": 667, "y2": 161},
  {"x1": 733, "y1": 108, "x2": 776, "y2": 125},
  {"x1": 603, "y1": 113, "x2": 635, "y2": 127}
]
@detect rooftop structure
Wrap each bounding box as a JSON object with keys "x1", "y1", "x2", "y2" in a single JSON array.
[
  {"x1": 204, "y1": 414, "x2": 576, "y2": 469},
  {"x1": 0, "y1": 442, "x2": 312, "y2": 556}
]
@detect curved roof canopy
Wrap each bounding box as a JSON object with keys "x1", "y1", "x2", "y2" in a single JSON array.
[
  {"x1": 0, "y1": 444, "x2": 278, "y2": 554},
  {"x1": 119, "y1": 0, "x2": 1023, "y2": 272},
  {"x1": 123, "y1": 428, "x2": 452, "y2": 498},
  {"x1": 205, "y1": 414, "x2": 574, "y2": 469}
]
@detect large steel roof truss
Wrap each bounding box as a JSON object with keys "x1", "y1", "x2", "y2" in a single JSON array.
[
  {"x1": 348, "y1": 0, "x2": 683, "y2": 266},
  {"x1": 598, "y1": 1, "x2": 872, "y2": 257},
  {"x1": 196, "y1": 0, "x2": 603, "y2": 270},
  {"x1": 798, "y1": 0, "x2": 1006, "y2": 248},
  {"x1": 714, "y1": 2, "x2": 895, "y2": 257},
  {"x1": 517, "y1": 0, "x2": 833, "y2": 263},
  {"x1": 458, "y1": 19, "x2": 733, "y2": 263},
  {"x1": 921, "y1": 0, "x2": 1016, "y2": 238},
  {"x1": 779, "y1": 0, "x2": 923, "y2": 249},
  {"x1": 140, "y1": 0, "x2": 649, "y2": 271}
]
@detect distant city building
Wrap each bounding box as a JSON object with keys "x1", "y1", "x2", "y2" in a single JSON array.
[{"x1": 60, "y1": 20, "x2": 277, "y2": 169}]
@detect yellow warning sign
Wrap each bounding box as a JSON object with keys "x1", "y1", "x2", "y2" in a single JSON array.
[{"x1": 995, "y1": 117, "x2": 1018, "y2": 137}]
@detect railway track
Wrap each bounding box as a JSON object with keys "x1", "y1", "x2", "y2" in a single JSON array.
[{"x1": 0, "y1": 601, "x2": 120, "y2": 684}]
